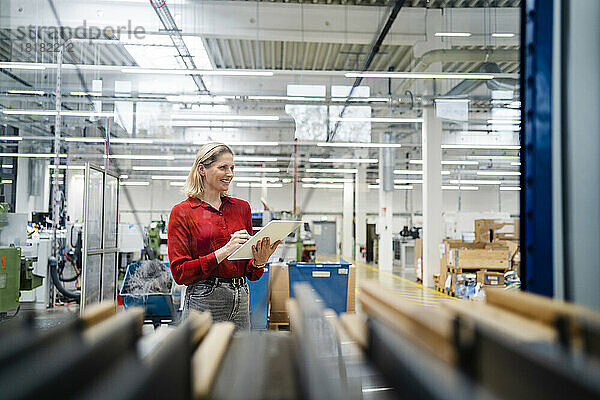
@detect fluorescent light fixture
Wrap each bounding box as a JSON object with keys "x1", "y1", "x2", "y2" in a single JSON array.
[
  {"x1": 409, "y1": 160, "x2": 480, "y2": 165},
  {"x1": 70, "y1": 91, "x2": 101, "y2": 96},
  {"x1": 170, "y1": 182, "x2": 185, "y2": 187},
  {"x1": 317, "y1": 142, "x2": 402, "y2": 148},
  {"x1": 235, "y1": 167, "x2": 280, "y2": 173},
  {"x1": 345, "y1": 72, "x2": 494, "y2": 80},
  {"x1": 435, "y1": 32, "x2": 472, "y2": 37},
  {"x1": 1, "y1": 179, "x2": 13, "y2": 184},
  {"x1": 233, "y1": 177, "x2": 279, "y2": 182},
  {"x1": 303, "y1": 183, "x2": 344, "y2": 189},
  {"x1": 394, "y1": 170, "x2": 424, "y2": 175},
  {"x1": 442, "y1": 160, "x2": 479, "y2": 165},
  {"x1": 0, "y1": 153, "x2": 66, "y2": 158},
  {"x1": 477, "y1": 171, "x2": 521, "y2": 176},
  {"x1": 302, "y1": 178, "x2": 354, "y2": 183},
  {"x1": 511, "y1": 162, "x2": 522, "y2": 166},
  {"x1": 119, "y1": 175, "x2": 129, "y2": 179},
  {"x1": 442, "y1": 185, "x2": 480, "y2": 191},
  {"x1": 111, "y1": 138, "x2": 155, "y2": 144},
  {"x1": 151, "y1": 175, "x2": 187, "y2": 180},
  {"x1": 309, "y1": 157, "x2": 378, "y2": 164},
  {"x1": 48, "y1": 165, "x2": 85, "y2": 170},
  {"x1": 133, "y1": 166, "x2": 189, "y2": 172},
  {"x1": 235, "y1": 156, "x2": 278, "y2": 162},
  {"x1": 487, "y1": 119, "x2": 521, "y2": 124},
  {"x1": 0, "y1": 62, "x2": 46, "y2": 70},
  {"x1": 2, "y1": 110, "x2": 115, "y2": 118},
  {"x1": 120, "y1": 181, "x2": 150, "y2": 186},
  {"x1": 330, "y1": 116, "x2": 423, "y2": 123},
  {"x1": 172, "y1": 114, "x2": 280, "y2": 121},
  {"x1": 0, "y1": 136, "x2": 23, "y2": 141},
  {"x1": 64, "y1": 137, "x2": 104, "y2": 143},
  {"x1": 368, "y1": 184, "x2": 414, "y2": 190},
  {"x1": 468, "y1": 155, "x2": 520, "y2": 160},
  {"x1": 500, "y1": 186, "x2": 521, "y2": 191},
  {"x1": 306, "y1": 168, "x2": 358, "y2": 174},
  {"x1": 377, "y1": 179, "x2": 423, "y2": 184},
  {"x1": 121, "y1": 67, "x2": 273, "y2": 76},
  {"x1": 492, "y1": 33, "x2": 516, "y2": 38},
  {"x1": 236, "y1": 182, "x2": 283, "y2": 188},
  {"x1": 227, "y1": 141, "x2": 280, "y2": 147},
  {"x1": 442, "y1": 144, "x2": 521, "y2": 150},
  {"x1": 450, "y1": 179, "x2": 502, "y2": 185},
  {"x1": 8, "y1": 90, "x2": 45, "y2": 95},
  {"x1": 105, "y1": 154, "x2": 175, "y2": 160},
  {"x1": 2, "y1": 164, "x2": 13, "y2": 168}
]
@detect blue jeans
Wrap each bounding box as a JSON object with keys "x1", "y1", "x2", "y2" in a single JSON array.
[{"x1": 182, "y1": 279, "x2": 250, "y2": 331}]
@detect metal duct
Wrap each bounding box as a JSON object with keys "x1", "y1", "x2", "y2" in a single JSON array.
[
  {"x1": 397, "y1": 49, "x2": 519, "y2": 93},
  {"x1": 445, "y1": 62, "x2": 520, "y2": 96}
]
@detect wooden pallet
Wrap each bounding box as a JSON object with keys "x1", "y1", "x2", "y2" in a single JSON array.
[
  {"x1": 434, "y1": 285, "x2": 455, "y2": 297},
  {"x1": 268, "y1": 322, "x2": 290, "y2": 331}
]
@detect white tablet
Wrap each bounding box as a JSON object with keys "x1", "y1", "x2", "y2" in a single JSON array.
[{"x1": 227, "y1": 220, "x2": 302, "y2": 261}]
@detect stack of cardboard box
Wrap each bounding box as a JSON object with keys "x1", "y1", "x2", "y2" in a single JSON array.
[{"x1": 435, "y1": 219, "x2": 520, "y2": 295}]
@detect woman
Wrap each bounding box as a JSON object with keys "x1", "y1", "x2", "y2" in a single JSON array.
[{"x1": 168, "y1": 142, "x2": 281, "y2": 330}]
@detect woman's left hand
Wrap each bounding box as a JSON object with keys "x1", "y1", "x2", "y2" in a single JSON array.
[{"x1": 252, "y1": 237, "x2": 282, "y2": 267}]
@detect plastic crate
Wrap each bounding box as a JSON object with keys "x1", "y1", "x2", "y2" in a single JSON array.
[
  {"x1": 247, "y1": 265, "x2": 269, "y2": 330},
  {"x1": 119, "y1": 261, "x2": 176, "y2": 326},
  {"x1": 287, "y1": 258, "x2": 351, "y2": 314}
]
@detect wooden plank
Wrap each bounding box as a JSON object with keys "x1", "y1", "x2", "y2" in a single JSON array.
[
  {"x1": 360, "y1": 282, "x2": 456, "y2": 364},
  {"x1": 187, "y1": 310, "x2": 212, "y2": 347},
  {"x1": 80, "y1": 301, "x2": 116, "y2": 329},
  {"x1": 191, "y1": 322, "x2": 235, "y2": 399},
  {"x1": 441, "y1": 300, "x2": 557, "y2": 342},
  {"x1": 339, "y1": 313, "x2": 368, "y2": 349},
  {"x1": 485, "y1": 289, "x2": 600, "y2": 338}
]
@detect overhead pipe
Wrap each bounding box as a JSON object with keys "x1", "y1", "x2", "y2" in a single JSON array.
[
  {"x1": 396, "y1": 49, "x2": 519, "y2": 94},
  {"x1": 444, "y1": 62, "x2": 520, "y2": 97}
]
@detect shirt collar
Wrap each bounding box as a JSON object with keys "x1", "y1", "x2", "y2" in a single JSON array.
[{"x1": 188, "y1": 195, "x2": 232, "y2": 209}]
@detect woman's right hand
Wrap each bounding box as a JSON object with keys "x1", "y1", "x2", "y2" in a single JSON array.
[{"x1": 215, "y1": 230, "x2": 250, "y2": 263}]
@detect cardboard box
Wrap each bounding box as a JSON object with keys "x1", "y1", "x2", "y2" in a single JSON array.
[
  {"x1": 452, "y1": 249, "x2": 510, "y2": 271},
  {"x1": 477, "y1": 271, "x2": 505, "y2": 286},
  {"x1": 414, "y1": 238, "x2": 423, "y2": 280},
  {"x1": 268, "y1": 263, "x2": 289, "y2": 323},
  {"x1": 475, "y1": 218, "x2": 520, "y2": 243},
  {"x1": 346, "y1": 265, "x2": 356, "y2": 312}
]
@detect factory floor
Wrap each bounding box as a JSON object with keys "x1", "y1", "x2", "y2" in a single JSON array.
[{"x1": 316, "y1": 254, "x2": 454, "y2": 310}]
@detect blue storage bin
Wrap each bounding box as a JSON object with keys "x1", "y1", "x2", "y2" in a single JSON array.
[
  {"x1": 287, "y1": 258, "x2": 351, "y2": 314},
  {"x1": 247, "y1": 264, "x2": 270, "y2": 330},
  {"x1": 119, "y1": 261, "x2": 176, "y2": 325}
]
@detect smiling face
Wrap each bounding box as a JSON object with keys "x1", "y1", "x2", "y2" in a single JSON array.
[{"x1": 199, "y1": 152, "x2": 234, "y2": 194}]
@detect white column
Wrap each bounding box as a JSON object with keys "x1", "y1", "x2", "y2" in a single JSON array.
[
  {"x1": 354, "y1": 166, "x2": 367, "y2": 263},
  {"x1": 378, "y1": 142, "x2": 394, "y2": 271},
  {"x1": 342, "y1": 180, "x2": 354, "y2": 259},
  {"x1": 422, "y1": 106, "x2": 443, "y2": 287}
]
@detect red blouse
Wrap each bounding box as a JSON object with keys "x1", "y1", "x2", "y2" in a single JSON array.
[{"x1": 167, "y1": 196, "x2": 264, "y2": 285}]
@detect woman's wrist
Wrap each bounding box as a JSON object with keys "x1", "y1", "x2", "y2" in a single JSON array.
[{"x1": 253, "y1": 259, "x2": 266, "y2": 268}]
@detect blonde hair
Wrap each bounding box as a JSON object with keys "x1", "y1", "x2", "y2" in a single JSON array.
[{"x1": 184, "y1": 142, "x2": 234, "y2": 199}]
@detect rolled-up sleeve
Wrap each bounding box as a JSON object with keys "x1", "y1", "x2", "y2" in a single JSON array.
[
  {"x1": 168, "y1": 205, "x2": 219, "y2": 285},
  {"x1": 243, "y1": 203, "x2": 265, "y2": 281}
]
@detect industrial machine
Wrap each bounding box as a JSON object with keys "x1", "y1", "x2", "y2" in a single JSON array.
[
  {"x1": 147, "y1": 219, "x2": 167, "y2": 260},
  {"x1": 0, "y1": 247, "x2": 44, "y2": 316}
]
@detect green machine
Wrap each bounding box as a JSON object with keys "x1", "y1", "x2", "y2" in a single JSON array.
[{"x1": 0, "y1": 247, "x2": 44, "y2": 315}]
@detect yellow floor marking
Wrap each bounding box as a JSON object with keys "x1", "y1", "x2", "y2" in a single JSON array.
[{"x1": 350, "y1": 258, "x2": 456, "y2": 300}]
